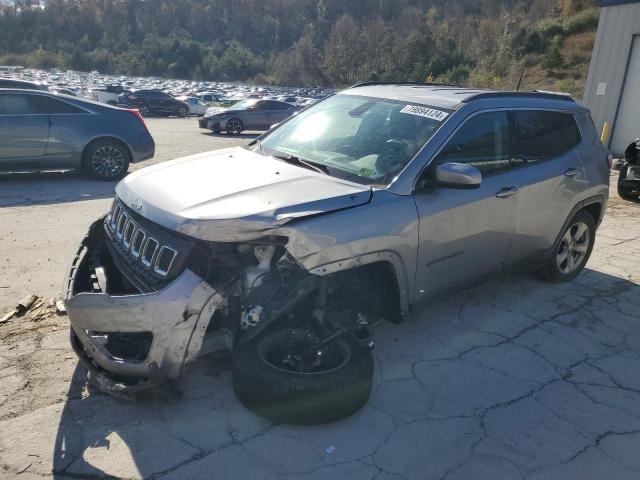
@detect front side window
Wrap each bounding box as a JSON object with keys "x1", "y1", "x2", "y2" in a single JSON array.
[
  {"x1": 257, "y1": 94, "x2": 448, "y2": 185},
  {"x1": 514, "y1": 110, "x2": 580, "y2": 161},
  {"x1": 435, "y1": 111, "x2": 511, "y2": 176},
  {"x1": 0, "y1": 94, "x2": 33, "y2": 115}
]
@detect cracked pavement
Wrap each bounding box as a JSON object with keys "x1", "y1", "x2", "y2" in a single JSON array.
[{"x1": 1, "y1": 120, "x2": 640, "y2": 479}]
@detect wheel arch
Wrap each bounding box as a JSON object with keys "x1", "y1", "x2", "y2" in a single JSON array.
[
  {"x1": 81, "y1": 136, "x2": 133, "y2": 171},
  {"x1": 307, "y1": 253, "x2": 410, "y2": 317}
]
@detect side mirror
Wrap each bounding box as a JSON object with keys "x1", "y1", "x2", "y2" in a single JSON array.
[{"x1": 434, "y1": 162, "x2": 482, "y2": 189}]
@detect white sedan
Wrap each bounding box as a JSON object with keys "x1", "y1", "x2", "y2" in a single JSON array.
[{"x1": 175, "y1": 96, "x2": 209, "y2": 116}]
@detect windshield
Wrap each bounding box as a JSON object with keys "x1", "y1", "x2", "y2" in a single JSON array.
[{"x1": 255, "y1": 94, "x2": 449, "y2": 185}]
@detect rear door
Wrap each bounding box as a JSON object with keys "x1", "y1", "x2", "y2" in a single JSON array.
[
  {"x1": 506, "y1": 110, "x2": 585, "y2": 261},
  {"x1": 0, "y1": 92, "x2": 49, "y2": 170},
  {"x1": 265, "y1": 101, "x2": 295, "y2": 126},
  {"x1": 413, "y1": 111, "x2": 519, "y2": 301},
  {"x1": 245, "y1": 101, "x2": 269, "y2": 129}
]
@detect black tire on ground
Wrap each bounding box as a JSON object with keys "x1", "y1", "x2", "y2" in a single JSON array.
[
  {"x1": 539, "y1": 210, "x2": 596, "y2": 283},
  {"x1": 226, "y1": 118, "x2": 243, "y2": 135},
  {"x1": 177, "y1": 107, "x2": 188, "y2": 118},
  {"x1": 618, "y1": 166, "x2": 638, "y2": 201},
  {"x1": 83, "y1": 139, "x2": 131, "y2": 181},
  {"x1": 232, "y1": 328, "x2": 373, "y2": 425},
  {"x1": 139, "y1": 105, "x2": 150, "y2": 117}
]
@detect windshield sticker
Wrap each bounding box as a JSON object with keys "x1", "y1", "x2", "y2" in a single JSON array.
[{"x1": 400, "y1": 105, "x2": 449, "y2": 121}]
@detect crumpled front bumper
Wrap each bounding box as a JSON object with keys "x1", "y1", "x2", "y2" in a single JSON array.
[{"x1": 64, "y1": 219, "x2": 226, "y2": 398}]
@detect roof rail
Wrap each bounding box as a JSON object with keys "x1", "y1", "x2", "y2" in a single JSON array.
[
  {"x1": 349, "y1": 81, "x2": 455, "y2": 88},
  {"x1": 461, "y1": 91, "x2": 575, "y2": 103}
]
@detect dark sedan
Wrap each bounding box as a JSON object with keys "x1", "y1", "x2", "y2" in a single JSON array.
[
  {"x1": 0, "y1": 89, "x2": 155, "y2": 181},
  {"x1": 0, "y1": 78, "x2": 48, "y2": 90},
  {"x1": 199, "y1": 99, "x2": 298, "y2": 135},
  {"x1": 117, "y1": 90, "x2": 188, "y2": 117}
]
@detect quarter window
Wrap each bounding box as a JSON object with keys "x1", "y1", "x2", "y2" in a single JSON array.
[
  {"x1": 29, "y1": 95, "x2": 84, "y2": 114},
  {"x1": 435, "y1": 111, "x2": 511, "y2": 175},
  {"x1": 514, "y1": 111, "x2": 580, "y2": 161}
]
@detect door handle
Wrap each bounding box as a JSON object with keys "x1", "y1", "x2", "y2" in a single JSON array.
[
  {"x1": 496, "y1": 186, "x2": 519, "y2": 198},
  {"x1": 564, "y1": 167, "x2": 579, "y2": 177}
]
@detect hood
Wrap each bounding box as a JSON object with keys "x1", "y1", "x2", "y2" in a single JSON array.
[
  {"x1": 115, "y1": 147, "x2": 372, "y2": 241},
  {"x1": 205, "y1": 106, "x2": 228, "y2": 116}
]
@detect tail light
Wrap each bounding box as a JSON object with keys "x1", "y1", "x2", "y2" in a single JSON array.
[
  {"x1": 128, "y1": 95, "x2": 136, "y2": 100},
  {"x1": 123, "y1": 108, "x2": 148, "y2": 131}
]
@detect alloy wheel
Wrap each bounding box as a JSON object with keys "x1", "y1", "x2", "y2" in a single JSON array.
[
  {"x1": 91, "y1": 145, "x2": 125, "y2": 179},
  {"x1": 226, "y1": 119, "x2": 242, "y2": 135},
  {"x1": 556, "y1": 221, "x2": 590, "y2": 275}
]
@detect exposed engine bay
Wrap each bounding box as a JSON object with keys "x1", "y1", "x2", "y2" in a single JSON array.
[{"x1": 64, "y1": 199, "x2": 397, "y2": 402}]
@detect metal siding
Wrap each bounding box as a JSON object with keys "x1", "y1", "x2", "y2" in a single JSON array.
[
  {"x1": 611, "y1": 36, "x2": 640, "y2": 152},
  {"x1": 583, "y1": 3, "x2": 640, "y2": 155}
]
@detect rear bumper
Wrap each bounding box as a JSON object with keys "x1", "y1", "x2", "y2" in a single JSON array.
[
  {"x1": 130, "y1": 132, "x2": 155, "y2": 163},
  {"x1": 64, "y1": 219, "x2": 229, "y2": 397}
]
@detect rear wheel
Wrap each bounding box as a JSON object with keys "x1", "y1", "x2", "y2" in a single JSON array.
[
  {"x1": 139, "y1": 105, "x2": 150, "y2": 117},
  {"x1": 540, "y1": 210, "x2": 595, "y2": 283},
  {"x1": 232, "y1": 328, "x2": 373, "y2": 425},
  {"x1": 83, "y1": 140, "x2": 130, "y2": 181},
  {"x1": 177, "y1": 107, "x2": 188, "y2": 118},
  {"x1": 226, "y1": 118, "x2": 243, "y2": 135}
]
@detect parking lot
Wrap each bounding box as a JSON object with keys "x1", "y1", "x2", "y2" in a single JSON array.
[{"x1": 1, "y1": 118, "x2": 640, "y2": 480}]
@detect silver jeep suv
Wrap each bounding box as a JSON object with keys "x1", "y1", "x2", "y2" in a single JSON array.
[{"x1": 64, "y1": 83, "x2": 610, "y2": 423}]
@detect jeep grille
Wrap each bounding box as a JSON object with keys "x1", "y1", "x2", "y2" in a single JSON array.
[{"x1": 106, "y1": 199, "x2": 177, "y2": 277}]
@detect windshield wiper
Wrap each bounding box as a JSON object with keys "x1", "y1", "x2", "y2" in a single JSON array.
[{"x1": 272, "y1": 153, "x2": 330, "y2": 175}]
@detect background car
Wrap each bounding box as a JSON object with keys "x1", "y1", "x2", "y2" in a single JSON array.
[
  {"x1": 175, "y1": 95, "x2": 209, "y2": 116},
  {"x1": 0, "y1": 89, "x2": 155, "y2": 180},
  {"x1": 117, "y1": 89, "x2": 188, "y2": 117},
  {"x1": 199, "y1": 99, "x2": 297, "y2": 135},
  {"x1": 197, "y1": 92, "x2": 233, "y2": 106},
  {"x1": 0, "y1": 78, "x2": 48, "y2": 90}
]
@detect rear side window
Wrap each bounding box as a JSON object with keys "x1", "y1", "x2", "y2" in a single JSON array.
[
  {"x1": 515, "y1": 110, "x2": 580, "y2": 161},
  {"x1": 29, "y1": 95, "x2": 84, "y2": 114},
  {"x1": 0, "y1": 94, "x2": 33, "y2": 114},
  {"x1": 435, "y1": 111, "x2": 511, "y2": 175},
  {"x1": 267, "y1": 101, "x2": 290, "y2": 111}
]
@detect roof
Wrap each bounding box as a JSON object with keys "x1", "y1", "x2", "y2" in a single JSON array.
[
  {"x1": 341, "y1": 83, "x2": 576, "y2": 110},
  {"x1": 600, "y1": 0, "x2": 640, "y2": 6}
]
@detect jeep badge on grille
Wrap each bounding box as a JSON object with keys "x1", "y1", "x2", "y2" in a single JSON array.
[{"x1": 132, "y1": 198, "x2": 143, "y2": 210}]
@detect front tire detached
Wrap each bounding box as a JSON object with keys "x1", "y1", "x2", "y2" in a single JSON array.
[{"x1": 232, "y1": 328, "x2": 373, "y2": 425}]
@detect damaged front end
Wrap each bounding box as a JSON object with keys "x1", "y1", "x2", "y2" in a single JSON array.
[{"x1": 64, "y1": 200, "x2": 323, "y2": 398}]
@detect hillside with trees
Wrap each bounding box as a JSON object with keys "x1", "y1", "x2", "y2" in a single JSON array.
[{"x1": 0, "y1": 0, "x2": 599, "y2": 95}]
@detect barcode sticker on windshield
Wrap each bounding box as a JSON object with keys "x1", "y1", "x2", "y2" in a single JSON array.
[{"x1": 400, "y1": 105, "x2": 449, "y2": 121}]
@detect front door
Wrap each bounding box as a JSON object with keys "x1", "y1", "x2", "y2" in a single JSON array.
[
  {"x1": 0, "y1": 92, "x2": 49, "y2": 170},
  {"x1": 413, "y1": 111, "x2": 519, "y2": 302}
]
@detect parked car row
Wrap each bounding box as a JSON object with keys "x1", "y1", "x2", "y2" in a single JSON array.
[
  {"x1": 0, "y1": 68, "x2": 333, "y2": 116},
  {"x1": 0, "y1": 88, "x2": 155, "y2": 181}
]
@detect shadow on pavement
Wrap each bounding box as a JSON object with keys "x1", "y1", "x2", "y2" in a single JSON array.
[
  {"x1": 201, "y1": 131, "x2": 260, "y2": 140},
  {"x1": 0, "y1": 171, "x2": 117, "y2": 208},
  {"x1": 50, "y1": 268, "x2": 640, "y2": 479}
]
